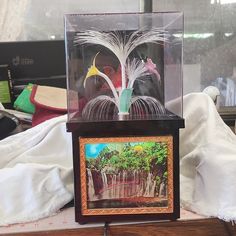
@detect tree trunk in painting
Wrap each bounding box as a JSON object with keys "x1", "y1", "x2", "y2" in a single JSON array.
[{"x1": 87, "y1": 169, "x2": 167, "y2": 201}]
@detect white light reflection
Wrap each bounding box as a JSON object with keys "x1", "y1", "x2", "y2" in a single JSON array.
[
  {"x1": 225, "y1": 33, "x2": 233, "y2": 37},
  {"x1": 211, "y1": 0, "x2": 236, "y2": 4},
  {"x1": 174, "y1": 32, "x2": 234, "y2": 39},
  {"x1": 174, "y1": 33, "x2": 214, "y2": 39}
]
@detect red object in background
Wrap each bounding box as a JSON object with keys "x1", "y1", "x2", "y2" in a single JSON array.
[
  {"x1": 31, "y1": 107, "x2": 66, "y2": 127},
  {"x1": 103, "y1": 65, "x2": 122, "y2": 90},
  {"x1": 30, "y1": 85, "x2": 67, "y2": 126}
]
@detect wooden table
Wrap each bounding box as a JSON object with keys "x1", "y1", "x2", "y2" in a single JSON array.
[{"x1": 4, "y1": 218, "x2": 236, "y2": 236}]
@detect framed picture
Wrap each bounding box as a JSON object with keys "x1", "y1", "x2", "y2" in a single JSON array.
[{"x1": 76, "y1": 135, "x2": 176, "y2": 223}]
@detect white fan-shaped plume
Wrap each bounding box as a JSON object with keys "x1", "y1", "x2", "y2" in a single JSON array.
[
  {"x1": 82, "y1": 95, "x2": 117, "y2": 120},
  {"x1": 126, "y1": 58, "x2": 149, "y2": 89},
  {"x1": 74, "y1": 29, "x2": 167, "y2": 89}
]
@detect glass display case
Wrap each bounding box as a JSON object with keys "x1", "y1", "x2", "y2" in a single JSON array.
[
  {"x1": 65, "y1": 12, "x2": 183, "y2": 123},
  {"x1": 64, "y1": 12, "x2": 184, "y2": 224}
]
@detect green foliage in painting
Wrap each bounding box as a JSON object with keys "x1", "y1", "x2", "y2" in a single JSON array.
[{"x1": 86, "y1": 141, "x2": 168, "y2": 187}]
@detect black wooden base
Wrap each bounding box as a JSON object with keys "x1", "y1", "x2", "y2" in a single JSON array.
[{"x1": 67, "y1": 116, "x2": 184, "y2": 224}]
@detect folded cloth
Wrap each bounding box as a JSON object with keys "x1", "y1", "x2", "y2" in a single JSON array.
[
  {"x1": 0, "y1": 115, "x2": 73, "y2": 226},
  {"x1": 180, "y1": 93, "x2": 236, "y2": 222},
  {"x1": 13, "y1": 83, "x2": 35, "y2": 114},
  {"x1": 30, "y1": 85, "x2": 67, "y2": 126}
]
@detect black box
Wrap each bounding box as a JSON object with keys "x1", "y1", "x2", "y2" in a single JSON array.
[
  {"x1": 67, "y1": 116, "x2": 184, "y2": 224},
  {"x1": 0, "y1": 40, "x2": 66, "y2": 99}
]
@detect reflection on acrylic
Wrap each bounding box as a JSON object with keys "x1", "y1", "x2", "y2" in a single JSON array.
[{"x1": 85, "y1": 141, "x2": 168, "y2": 209}]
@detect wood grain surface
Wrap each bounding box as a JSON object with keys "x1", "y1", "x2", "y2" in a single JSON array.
[{"x1": 4, "y1": 218, "x2": 236, "y2": 236}]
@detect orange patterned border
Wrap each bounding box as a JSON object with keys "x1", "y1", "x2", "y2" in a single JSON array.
[{"x1": 79, "y1": 136, "x2": 174, "y2": 216}]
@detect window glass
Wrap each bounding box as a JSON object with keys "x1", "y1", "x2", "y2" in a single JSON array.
[
  {"x1": 0, "y1": 0, "x2": 140, "y2": 41},
  {"x1": 154, "y1": 1, "x2": 236, "y2": 109}
]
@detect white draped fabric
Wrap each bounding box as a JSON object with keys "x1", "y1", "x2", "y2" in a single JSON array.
[
  {"x1": 0, "y1": 93, "x2": 236, "y2": 225},
  {"x1": 0, "y1": 115, "x2": 73, "y2": 226},
  {"x1": 180, "y1": 93, "x2": 236, "y2": 222}
]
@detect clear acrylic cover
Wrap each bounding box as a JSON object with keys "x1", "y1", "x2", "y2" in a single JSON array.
[{"x1": 65, "y1": 12, "x2": 183, "y2": 122}]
